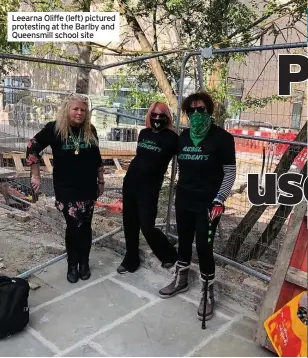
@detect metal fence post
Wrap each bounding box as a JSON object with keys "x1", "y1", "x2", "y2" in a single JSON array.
[{"x1": 196, "y1": 55, "x2": 204, "y2": 90}]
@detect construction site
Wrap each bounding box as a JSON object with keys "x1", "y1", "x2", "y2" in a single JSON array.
[{"x1": 0, "y1": 36, "x2": 307, "y2": 356}]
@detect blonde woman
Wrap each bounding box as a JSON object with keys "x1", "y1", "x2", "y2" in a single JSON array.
[{"x1": 26, "y1": 94, "x2": 105, "y2": 283}]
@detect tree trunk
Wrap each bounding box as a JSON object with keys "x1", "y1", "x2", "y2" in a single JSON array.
[
  {"x1": 75, "y1": 43, "x2": 92, "y2": 94},
  {"x1": 118, "y1": 1, "x2": 178, "y2": 115},
  {"x1": 241, "y1": 160, "x2": 307, "y2": 262},
  {"x1": 207, "y1": 62, "x2": 227, "y2": 127},
  {"x1": 223, "y1": 121, "x2": 307, "y2": 259}
]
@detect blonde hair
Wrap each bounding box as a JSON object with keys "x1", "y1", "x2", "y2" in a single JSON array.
[{"x1": 55, "y1": 93, "x2": 97, "y2": 145}]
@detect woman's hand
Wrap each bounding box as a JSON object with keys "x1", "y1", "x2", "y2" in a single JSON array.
[
  {"x1": 209, "y1": 200, "x2": 224, "y2": 221},
  {"x1": 97, "y1": 182, "x2": 105, "y2": 198},
  {"x1": 31, "y1": 175, "x2": 41, "y2": 193}
]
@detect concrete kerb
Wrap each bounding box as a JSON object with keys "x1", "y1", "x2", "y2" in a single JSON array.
[{"x1": 8, "y1": 198, "x2": 266, "y2": 316}]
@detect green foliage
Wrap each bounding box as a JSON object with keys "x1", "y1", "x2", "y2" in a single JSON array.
[
  {"x1": 0, "y1": 0, "x2": 305, "y2": 117},
  {"x1": 0, "y1": 0, "x2": 29, "y2": 81},
  {"x1": 105, "y1": 70, "x2": 166, "y2": 109},
  {"x1": 0, "y1": 0, "x2": 20, "y2": 52},
  {"x1": 108, "y1": 0, "x2": 305, "y2": 116},
  {"x1": 124, "y1": 87, "x2": 166, "y2": 109}
]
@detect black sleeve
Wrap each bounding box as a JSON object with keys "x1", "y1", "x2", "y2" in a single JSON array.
[
  {"x1": 137, "y1": 129, "x2": 145, "y2": 142},
  {"x1": 26, "y1": 122, "x2": 54, "y2": 166},
  {"x1": 215, "y1": 132, "x2": 236, "y2": 202},
  {"x1": 219, "y1": 132, "x2": 236, "y2": 165}
]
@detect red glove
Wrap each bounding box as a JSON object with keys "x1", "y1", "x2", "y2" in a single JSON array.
[{"x1": 209, "y1": 200, "x2": 224, "y2": 222}]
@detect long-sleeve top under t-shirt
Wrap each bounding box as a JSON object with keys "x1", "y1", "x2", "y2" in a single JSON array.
[
  {"x1": 176, "y1": 124, "x2": 236, "y2": 213},
  {"x1": 26, "y1": 121, "x2": 103, "y2": 202},
  {"x1": 124, "y1": 128, "x2": 178, "y2": 191}
]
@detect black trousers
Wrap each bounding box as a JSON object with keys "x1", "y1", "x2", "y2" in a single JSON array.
[
  {"x1": 62, "y1": 209, "x2": 94, "y2": 266},
  {"x1": 176, "y1": 205, "x2": 220, "y2": 281},
  {"x1": 121, "y1": 180, "x2": 177, "y2": 270}
]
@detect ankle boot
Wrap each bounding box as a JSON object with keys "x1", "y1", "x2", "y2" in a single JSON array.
[
  {"x1": 65, "y1": 234, "x2": 79, "y2": 283},
  {"x1": 67, "y1": 264, "x2": 79, "y2": 283},
  {"x1": 197, "y1": 280, "x2": 215, "y2": 321},
  {"x1": 158, "y1": 262, "x2": 189, "y2": 298},
  {"x1": 79, "y1": 258, "x2": 91, "y2": 280}
]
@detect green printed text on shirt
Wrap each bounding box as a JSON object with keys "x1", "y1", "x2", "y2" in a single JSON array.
[
  {"x1": 138, "y1": 139, "x2": 162, "y2": 152},
  {"x1": 179, "y1": 147, "x2": 209, "y2": 161}
]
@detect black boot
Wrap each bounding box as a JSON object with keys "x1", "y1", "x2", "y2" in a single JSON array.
[
  {"x1": 117, "y1": 253, "x2": 140, "y2": 274},
  {"x1": 79, "y1": 260, "x2": 91, "y2": 280},
  {"x1": 67, "y1": 264, "x2": 79, "y2": 283},
  {"x1": 65, "y1": 234, "x2": 79, "y2": 283},
  {"x1": 79, "y1": 228, "x2": 92, "y2": 280}
]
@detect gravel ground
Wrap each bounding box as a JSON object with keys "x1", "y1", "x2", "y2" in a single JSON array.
[{"x1": 0, "y1": 170, "x2": 289, "y2": 279}]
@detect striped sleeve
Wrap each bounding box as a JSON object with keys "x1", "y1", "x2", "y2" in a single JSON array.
[{"x1": 215, "y1": 164, "x2": 236, "y2": 203}]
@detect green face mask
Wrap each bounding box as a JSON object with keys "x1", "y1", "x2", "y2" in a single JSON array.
[{"x1": 189, "y1": 112, "x2": 212, "y2": 146}]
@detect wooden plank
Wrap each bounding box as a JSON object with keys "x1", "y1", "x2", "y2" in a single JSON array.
[
  {"x1": 100, "y1": 150, "x2": 135, "y2": 156},
  {"x1": 2, "y1": 151, "x2": 135, "y2": 171},
  {"x1": 0, "y1": 168, "x2": 16, "y2": 176},
  {"x1": 275, "y1": 215, "x2": 308, "y2": 310},
  {"x1": 12, "y1": 154, "x2": 25, "y2": 173},
  {"x1": 3, "y1": 152, "x2": 25, "y2": 159},
  {"x1": 285, "y1": 267, "x2": 307, "y2": 289},
  {"x1": 102, "y1": 155, "x2": 134, "y2": 160},
  {"x1": 113, "y1": 158, "x2": 122, "y2": 171},
  {"x1": 42, "y1": 154, "x2": 53, "y2": 173},
  {"x1": 253, "y1": 200, "x2": 307, "y2": 347},
  {"x1": 289, "y1": 215, "x2": 308, "y2": 270}
]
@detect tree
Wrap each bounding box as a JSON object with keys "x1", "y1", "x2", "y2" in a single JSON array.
[
  {"x1": 19, "y1": 0, "x2": 118, "y2": 94},
  {"x1": 0, "y1": 0, "x2": 26, "y2": 80},
  {"x1": 96, "y1": 0, "x2": 306, "y2": 123},
  {"x1": 223, "y1": 121, "x2": 307, "y2": 260},
  {"x1": 241, "y1": 160, "x2": 307, "y2": 262}
]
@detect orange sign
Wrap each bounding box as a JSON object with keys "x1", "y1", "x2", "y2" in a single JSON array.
[{"x1": 264, "y1": 291, "x2": 307, "y2": 357}]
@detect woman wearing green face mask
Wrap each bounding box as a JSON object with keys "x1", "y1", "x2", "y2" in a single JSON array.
[{"x1": 159, "y1": 91, "x2": 236, "y2": 324}]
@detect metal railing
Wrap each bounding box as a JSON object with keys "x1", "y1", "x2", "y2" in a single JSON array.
[{"x1": 0, "y1": 41, "x2": 306, "y2": 282}]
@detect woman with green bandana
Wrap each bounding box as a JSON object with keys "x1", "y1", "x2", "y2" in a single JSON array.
[{"x1": 159, "y1": 91, "x2": 236, "y2": 324}]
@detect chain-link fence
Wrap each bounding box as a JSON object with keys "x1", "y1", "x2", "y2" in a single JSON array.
[
  {"x1": 165, "y1": 41, "x2": 307, "y2": 282},
  {"x1": 0, "y1": 54, "x2": 150, "y2": 212},
  {"x1": 0, "y1": 42, "x2": 307, "y2": 283}
]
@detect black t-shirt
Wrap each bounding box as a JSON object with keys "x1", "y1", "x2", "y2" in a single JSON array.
[
  {"x1": 26, "y1": 121, "x2": 102, "y2": 202},
  {"x1": 124, "y1": 128, "x2": 178, "y2": 190},
  {"x1": 176, "y1": 123, "x2": 236, "y2": 212}
]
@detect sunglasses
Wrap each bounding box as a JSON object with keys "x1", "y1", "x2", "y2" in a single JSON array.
[
  {"x1": 151, "y1": 112, "x2": 168, "y2": 120},
  {"x1": 186, "y1": 106, "x2": 206, "y2": 115}
]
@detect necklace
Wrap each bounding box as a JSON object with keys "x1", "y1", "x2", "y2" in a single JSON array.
[{"x1": 69, "y1": 127, "x2": 82, "y2": 155}]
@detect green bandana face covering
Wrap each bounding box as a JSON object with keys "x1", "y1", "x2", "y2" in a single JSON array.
[{"x1": 189, "y1": 112, "x2": 212, "y2": 146}]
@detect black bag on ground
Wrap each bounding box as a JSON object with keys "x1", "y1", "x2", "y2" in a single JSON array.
[{"x1": 0, "y1": 276, "x2": 30, "y2": 339}]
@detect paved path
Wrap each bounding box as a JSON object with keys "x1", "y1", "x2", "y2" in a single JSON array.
[{"x1": 1, "y1": 247, "x2": 276, "y2": 357}]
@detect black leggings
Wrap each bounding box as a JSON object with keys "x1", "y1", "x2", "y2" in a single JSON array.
[
  {"x1": 62, "y1": 209, "x2": 94, "y2": 266},
  {"x1": 121, "y1": 180, "x2": 177, "y2": 270},
  {"x1": 176, "y1": 205, "x2": 220, "y2": 281}
]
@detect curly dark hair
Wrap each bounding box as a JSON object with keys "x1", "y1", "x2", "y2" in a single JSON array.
[{"x1": 181, "y1": 91, "x2": 214, "y2": 115}]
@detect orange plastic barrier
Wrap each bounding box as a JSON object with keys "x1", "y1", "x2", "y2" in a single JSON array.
[
  {"x1": 228, "y1": 130, "x2": 307, "y2": 169},
  {"x1": 228, "y1": 129, "x2": 271, "y2": 154},
  {"x1": 95, "y1": 200, "x2": 123, "y2": 214}
]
